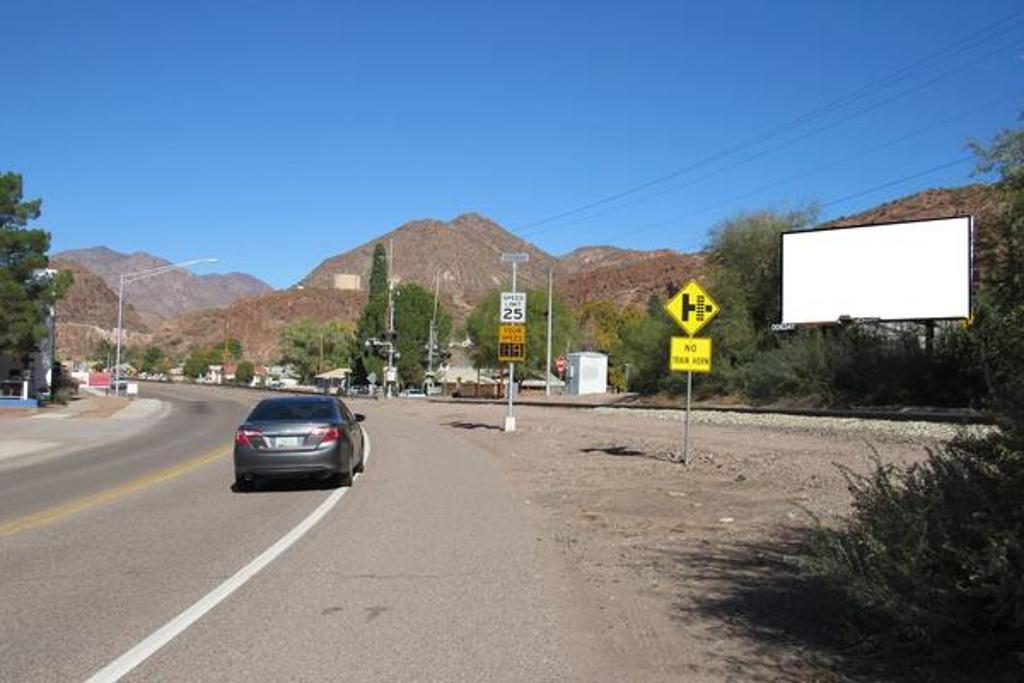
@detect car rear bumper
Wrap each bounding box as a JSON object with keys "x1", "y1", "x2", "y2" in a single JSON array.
[{"x1": 234, "y1": 444, "x2": 343, "y2": 478}]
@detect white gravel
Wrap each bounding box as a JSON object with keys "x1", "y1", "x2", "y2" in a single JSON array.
[{"x1": 595, "y1": 406, "x2": 995, "y2": 443}]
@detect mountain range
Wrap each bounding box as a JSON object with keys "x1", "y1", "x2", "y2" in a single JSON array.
[
  {"x1": 53, "y1": 246, "x2": 273, "y2": 321},
  {"x1": 52, "y1": 183, "x2": 1003, "y2": 362}
]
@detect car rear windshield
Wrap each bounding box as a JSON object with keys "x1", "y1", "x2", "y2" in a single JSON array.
[{"x1": 247, "y1": 399, "x2": 339, "y2": 422}]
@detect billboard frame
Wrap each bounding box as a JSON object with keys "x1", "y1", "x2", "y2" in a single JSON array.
[{"x1": 779, "y1": 214, "x2": 974, "y2": 326}]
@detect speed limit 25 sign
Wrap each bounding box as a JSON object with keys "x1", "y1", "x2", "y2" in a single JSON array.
[{"x1": 500, "y1": 292, "x2": 526, "y2": 323}]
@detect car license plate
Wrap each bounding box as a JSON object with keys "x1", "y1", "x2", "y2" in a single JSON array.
[{"x1": 275, "y1": 436, "x2": 302, "y2": 448}]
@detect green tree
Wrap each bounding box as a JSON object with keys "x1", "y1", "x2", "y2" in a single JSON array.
[
  {"x1": 183, "y1": 349, "x2": 211, "y2": 379},
  {"x1": 279, "y1": 319, "x2": 356, "y2": 383},
  {"x1": 93, "y1": 337, "x2": 116, "y2": 368},
  {"x1": 225, "y1": 338, "x2": 243, "y2": 361},
  {"x1": 970, "y1": 115, "x2": 1024, "y2": 443},
  {"x1": 354, "y1": 243, "x2": 390, "y2": 381},
  {"x1": 465, "y1": 288, "x2": 577, "y2": 377},
  {"x1": 0, "y1": 173, "x2": 71, "y2": 362},
  {"x1": 234, "y1": 360, "x2": 255, "y2": 385},
  {"x1": 616, "y1": 300, "x2": 674, "y2": 394},
  {"x1": 394, "y1": 282, "x2": 451, "y2": 385},
  {"x1": 139, "y1": 345, "x2": 165, "y2": 374}
]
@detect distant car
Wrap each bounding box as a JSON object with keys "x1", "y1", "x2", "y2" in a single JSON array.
[
  {"x1": 233, "y1": 396, "x2": 366, "y2": 491},
  {"x1": 400, "y1": 388, "x2": 426, "y2": 398}
]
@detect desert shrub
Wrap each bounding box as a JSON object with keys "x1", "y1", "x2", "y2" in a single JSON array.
[{"x1": 803, "y1": 436, "x2": 1024, "y2": 675}]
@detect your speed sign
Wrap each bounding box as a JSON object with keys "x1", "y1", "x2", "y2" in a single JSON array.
[{"x1": 500, "y1": 292, "x2": 526, "y2": 323}]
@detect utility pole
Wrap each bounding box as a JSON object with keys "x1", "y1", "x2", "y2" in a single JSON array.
[
  {"x1": 545, "y1": 268, "x2": 553, "y2": 397},
  {"x1": 427, "y1": 272, "x2": 440, "y2": 391}
]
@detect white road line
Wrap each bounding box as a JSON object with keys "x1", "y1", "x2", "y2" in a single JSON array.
[{"x1": 85, "y1": 427, "x2": 372, "y2": 683}]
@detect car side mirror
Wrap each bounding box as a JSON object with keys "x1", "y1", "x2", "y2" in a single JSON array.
[{"x1": 355, "y1": 413, "x2": 366, "y2": 422}]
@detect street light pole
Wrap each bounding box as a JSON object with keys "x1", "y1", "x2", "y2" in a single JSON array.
[{"x1": 114, "y1": 258, "x2": 218, "y2": 396}]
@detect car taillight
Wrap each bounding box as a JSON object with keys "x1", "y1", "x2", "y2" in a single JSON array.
[
  {"x1": 235, "y1": 427, "x2": 262, "y2": 447},
  {"x1": 313, "y1": 425, "x2": 341, "y2": 445}
]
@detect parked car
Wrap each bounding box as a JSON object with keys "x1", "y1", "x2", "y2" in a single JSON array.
[
  {"x1": 399, "y1": 388, "x2": 426, "y2": 398},
  {"x1": 233, "y1": 396, "x2": 366, "y2": 491}
]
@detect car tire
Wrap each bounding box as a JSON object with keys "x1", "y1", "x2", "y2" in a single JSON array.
[
  {"x1": 234, "y1": 474, "x2": 253, "y2": 493},
  {"x1": 340, "y1": 465, "x2": 354, "y2": 487},
  {"x1": 354, "y1": 448, "x2": 365, "y2": 474}
]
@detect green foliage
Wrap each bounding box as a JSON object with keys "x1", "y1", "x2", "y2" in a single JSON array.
[
  {"x1": 799, "y1": 114, "x2": 1024, "y2": 676},
  {"x1": 708, "y1": 207, "x2": 817, "y2": 336},
  {"x1": 353, "y1": 243, "x2": 390, "y2": 381},
  {"x1": 278, "y1": 319, "x2": 356, "y2": 384},
  {"x1": 971, "y1": 116, "x2": 1024, "y2": 310},
  {"x1": 393, "y1": 282, "x2": 451, "y2": 385},
  {"x1": 804, "y1": 437, "x2": 1024, "y2": 673},
  {"x1": 0, "y1": 172, "x2": 72, "y2": 358},
  {"x1": 616, "y1": 303, "x2": 674, "y2": 394},
  {"x1": 465, "y1": 288, "x2": 577, "y2": 377},
  {"x1": 234, "y1": 360, "x2": 255, "y2": 385},
  {"x1": 92, "y1": 338, "x2": 116, "y2": 366},
  {"x1": 139, "y1": 345, "x2": 166, "y2": 374},
  {"x1": 183, "y1": 349, "x2": 211, "y2": 379},
  {"x1": 225, "y1": 338, "x2": 243, "y2": 361}
]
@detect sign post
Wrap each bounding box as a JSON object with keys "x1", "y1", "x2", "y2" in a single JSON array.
[
  {"x1": 500, "y1": 253, "x2": 529, "y2": 432},
  {"x1": 664, "y1": 280, "x2": 719, "y2": 463}
]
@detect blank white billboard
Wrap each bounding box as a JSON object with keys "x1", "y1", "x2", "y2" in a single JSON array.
[{"x1": 781, "y1": 216, "x2": 972, "y2": 324}]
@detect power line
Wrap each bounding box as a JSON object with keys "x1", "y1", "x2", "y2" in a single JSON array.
[
  {"x1": 512, "y1": 10, "x2": 1024, "y2": 234},
  {"x1": 533, "y1": 92, "x2": 1021, "y2": 244},
  {"x1": 517, "y1": 34, "x2": 1024, "y2": 241},
  {"x1": 820, "y1": 156, "x2": 974, "y2": 209},
  {"x1": 600, "y1": 154, "x2": 974, "y2": 246}
]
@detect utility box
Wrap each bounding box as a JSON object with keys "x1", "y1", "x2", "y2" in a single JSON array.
[{"x1": 567, "y1": 352, "x2": 607, "y2": 396}]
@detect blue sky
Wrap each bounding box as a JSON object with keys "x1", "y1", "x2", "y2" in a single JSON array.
[{"x1": 3, "y1": 1, "x2": 1022, "y2": 288}]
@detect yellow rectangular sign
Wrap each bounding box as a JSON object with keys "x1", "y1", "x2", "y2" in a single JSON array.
[
  {"x1": 499, "y1": 324, "x2": 526, "y2": 345},
  {"x1": 670, "y1": 337, "x2": 712, "y2": 373}
]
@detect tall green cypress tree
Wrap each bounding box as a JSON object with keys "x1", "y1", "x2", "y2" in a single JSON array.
[{"x1": 353, "y1": 243, "x2": 390, "y2": 381}]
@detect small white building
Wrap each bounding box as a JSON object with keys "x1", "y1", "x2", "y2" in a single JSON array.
[
  {"x1": 566, "y1": 352, "x2": 608, "y2": 396},
  {"x1": 315, "y1": 368, "x2": 351, "y2": 394}
]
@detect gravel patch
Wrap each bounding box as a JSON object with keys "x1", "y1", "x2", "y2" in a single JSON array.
[{"x1": 596, "y1": 406, "x2": 995, "y2": 443}]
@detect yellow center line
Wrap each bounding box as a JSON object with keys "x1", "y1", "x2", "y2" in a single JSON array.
[{"x1": 0, "y1": 444, "x2": 232, "y2": 538}]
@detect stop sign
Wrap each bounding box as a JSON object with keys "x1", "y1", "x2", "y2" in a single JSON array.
[{"x1": 555, "y1": 355, "x2": 567, "y2": 374}]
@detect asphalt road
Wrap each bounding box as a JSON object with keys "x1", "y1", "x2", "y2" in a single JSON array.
[{"x1": 0, "y1": 384, "x2": 605, "y2": 682}]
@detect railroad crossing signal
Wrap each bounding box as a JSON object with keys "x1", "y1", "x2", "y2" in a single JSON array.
[{"x1": 664, "y1": 279, "x2": 720, "y2": 337}]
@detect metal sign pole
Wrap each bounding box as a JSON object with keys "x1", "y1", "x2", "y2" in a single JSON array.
[
  {"x1": 683, "y1": 370, "x2": 692, "y2": 464},
  {"x1": 506, "y1": 261, "x2": 517, "y2": 431}
]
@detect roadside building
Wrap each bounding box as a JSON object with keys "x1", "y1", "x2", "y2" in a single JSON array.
[
  {"x1": 566, "y1": 352, "x2": 608, "y2": 396},
  {"x1": 315, "y1": 367, "x2": 351, "y2": 394},
  {"x1": 0, "y1": 296, "x2": 57, "y2": 406}
]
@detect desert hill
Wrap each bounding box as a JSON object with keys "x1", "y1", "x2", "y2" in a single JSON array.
[
  {"x1": 51, "y1": 259, "x2": 151, "y2": 361},
  {"x1": 301, "y1": 213, "x2": 562, "y2": 316},
  {"x1": 560, "y1": 245, "x2": 679, "y2": 274},
  {"x1": 152, "y1": 287, "x2": 366, "y2": 363},
  {"x1": 54, "y1": 246, "x2": 273, "y2": 319}
]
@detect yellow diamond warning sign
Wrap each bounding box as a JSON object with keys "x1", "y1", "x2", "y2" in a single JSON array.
[
  {"x1": 664, "y1": 280, "x2": 720, "y2": 336},
  {"x1": 670, "y1": 337, "x2": 712, "y2": 373}
]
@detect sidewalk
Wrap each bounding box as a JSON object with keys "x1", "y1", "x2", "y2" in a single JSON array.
[{"x1": 0, "y1": 396, "x2": 168, "y2": 468}]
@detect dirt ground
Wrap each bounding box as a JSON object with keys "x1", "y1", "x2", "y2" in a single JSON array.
[{"x1": 399, "y1": 400, "x2": 967, "y2": 682}]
